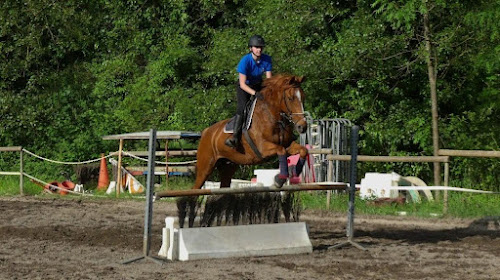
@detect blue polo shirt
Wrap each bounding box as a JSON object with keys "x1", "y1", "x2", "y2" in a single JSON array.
[{"x1": 237, "y1": 53, "x2": 272, "y2": 85}]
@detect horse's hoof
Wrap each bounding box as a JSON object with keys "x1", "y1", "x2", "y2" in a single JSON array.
[{"x1": 273, "y1": 174, "x2": 287, "y2": 188}]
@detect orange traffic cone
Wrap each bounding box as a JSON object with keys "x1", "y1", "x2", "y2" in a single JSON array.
[{"x1": 97, "y1": 153, "x2": 110, "y2": 190}]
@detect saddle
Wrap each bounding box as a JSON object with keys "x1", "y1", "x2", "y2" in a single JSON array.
[
  {"x1": 223, "y1": 96, "x2": 263, "y2": 159},
  {"x1": 223, "y1": 97, "x2": 258, "y2": 134}
]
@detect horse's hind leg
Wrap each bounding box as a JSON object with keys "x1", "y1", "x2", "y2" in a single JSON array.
[
  {"x1": 218, "y1": 160, "x2": 238, "y2": 188},
  {"x1": 191, "y1": 144, "x2": 218, "y2": 190},
  {"x1": 217, "y1": 161, "x2": 238, "y2": 225}
]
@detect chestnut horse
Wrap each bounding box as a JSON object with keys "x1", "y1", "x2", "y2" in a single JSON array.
[{"x1": 192, "y1": 74, "x2": 309, "y2": 189}]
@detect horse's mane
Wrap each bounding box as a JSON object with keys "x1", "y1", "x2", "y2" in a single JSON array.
[{"x1": 261, "y1": 74, "x2": 298, "y2": 95}]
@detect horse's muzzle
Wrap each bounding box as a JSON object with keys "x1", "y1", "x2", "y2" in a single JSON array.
[{"x1": 295, "y1": 121, "x2": 307, "y2": 134}]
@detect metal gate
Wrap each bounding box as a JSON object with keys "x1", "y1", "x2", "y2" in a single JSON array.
[{"x1": 299, "y1": 114, "x2": 352, "y2": 183}]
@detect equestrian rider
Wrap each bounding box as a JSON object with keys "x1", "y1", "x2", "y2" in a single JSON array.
[{"x1": 225, "y1": 35, "x2": 273, "y2": 148}]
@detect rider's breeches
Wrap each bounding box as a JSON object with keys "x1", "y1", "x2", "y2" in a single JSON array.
[{"x1": 236, "y1": 83, "x2": 261, "y2": 115}]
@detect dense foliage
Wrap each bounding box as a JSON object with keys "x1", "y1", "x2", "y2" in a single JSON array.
[{"x1": 1, "y1": 0, "x2": 499, "y2": 190}]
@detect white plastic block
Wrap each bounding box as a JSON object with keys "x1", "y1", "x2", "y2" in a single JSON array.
[
  {"x1": 159, "y1": 219, "x2": 313, "y2": 261},
  {"x1": 360, "y1": 172, "x2": 401, "y2": 199},
  {"x1": 254, "y1": 169, "x2": 280, "y2": 187}
]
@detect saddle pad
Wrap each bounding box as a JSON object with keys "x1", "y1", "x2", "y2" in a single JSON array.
[{"x1": 224, "y1": 97, "x2": 258, "y2": 133}]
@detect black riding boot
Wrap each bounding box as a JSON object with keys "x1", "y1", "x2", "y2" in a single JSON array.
[{"x1": 225, "y1": 114, "x2": 243, "y2": 149}]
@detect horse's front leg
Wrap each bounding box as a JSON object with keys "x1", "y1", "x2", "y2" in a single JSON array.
[
  {"x1": 286, "y1": 141, "x2": 308, "y2": 177},
  {"x1": 260, "y1": 143, "x2": 289, "y2": 187}
]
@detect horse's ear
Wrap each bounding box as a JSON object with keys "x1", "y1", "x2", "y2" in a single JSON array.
[{"x1": 291, "y1": 76, "x2": 306, "y2": 85}]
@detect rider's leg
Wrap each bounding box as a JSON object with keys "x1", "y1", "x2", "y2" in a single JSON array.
[
  {"x1": 225, "y1": 114, "x2": 243, "y2": 148},
  {"x1": 225, "y1": 85, "x2": 249, "y2": 148}
]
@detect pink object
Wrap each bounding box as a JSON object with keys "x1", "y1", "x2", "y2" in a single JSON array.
[
  {"x1": 286, "y1": 144, "x2": 316, "y2": 183},
  {"x1": 287, "y1": 154, "x2": 302, "y2": 183},
  {"x1": 287, "y1": 154, "x2": 300, "y2": 166},
  {"x1": 289, "y1": 176, "x2": 301, "y2": 184}
]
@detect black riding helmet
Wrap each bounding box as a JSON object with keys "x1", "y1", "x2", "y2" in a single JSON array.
[{"x1": 248, "y1": 35, "x2": 265, "y2": 47}]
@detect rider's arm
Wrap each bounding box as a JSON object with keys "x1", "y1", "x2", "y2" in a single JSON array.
[
  {"x1": 239, "y1": 73, "x2": 257, "y2": 95},
  {"x1": 266, "y1": 71, "x2": 272, "y2": 79}
]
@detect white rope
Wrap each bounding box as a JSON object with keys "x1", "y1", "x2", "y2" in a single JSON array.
[
  {"x1": 122, "y1": 151, "x2": 197, "y2": 165},
  {"x1": 22, "y1": 149, "x2": 113, "y2": 165},
  {"x1": 22, "y1": 148, "x2": 196, "y2": 166},
  {"x1": 388, "y1": 186, "x2": 500, "y2": 194}
]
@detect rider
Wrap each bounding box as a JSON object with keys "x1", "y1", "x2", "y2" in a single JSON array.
[{"x1": 225, "y1": 35, "x2": 272, "y2": 149}]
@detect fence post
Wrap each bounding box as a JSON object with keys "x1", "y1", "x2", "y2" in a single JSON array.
[
  {"x1": 164, "y1": 140, "x2": 169, "y2": 189},
  {"x1": 443, "y1": 162, "x2": 449, "y2": 214},
  {"x1": 326, "y1": 159, "x2": 333, "y2": 209},
  {"x1": 19, "y1": 148, "x2": 24, "y2": 195},
  {"x1": 116, "y1": 139, "x2": 124, "y2": 198}
]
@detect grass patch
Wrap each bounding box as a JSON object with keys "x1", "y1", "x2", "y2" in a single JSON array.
[
  {"x1": 0, "y1": 176, "x2": 44, "y2": 196},
  {"x1": 446, "y1": 192, "x2": 500, "y2": 217},
  {"x1": 300, "y1": 191, "x2": 500, "y2": 218},
  {"x1": 159, "y1": 176, "x2": 195, "y2": 191}
]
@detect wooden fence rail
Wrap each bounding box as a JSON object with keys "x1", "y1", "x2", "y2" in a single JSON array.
[
  {"x1": 439, "y1": 149, "x2": 500, "y2": 158},
  {"x1": 327, "y1": 155, "x2": 449, "y2": 163}
]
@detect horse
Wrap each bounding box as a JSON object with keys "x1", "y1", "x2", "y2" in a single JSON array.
[{"x1": 192, "y1": 74, "x2": 309, "y2": 189}]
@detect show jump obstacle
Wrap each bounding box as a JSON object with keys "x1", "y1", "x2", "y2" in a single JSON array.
[
  {"x1": 155, "y1": 183, "x2": 348, "y2": 261},
  {"x1": 122, "y1": 126, "x2": 362, "y2": 264}
]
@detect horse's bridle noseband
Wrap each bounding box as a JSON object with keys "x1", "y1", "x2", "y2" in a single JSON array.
[{"x1": 280, "y1": 87, "x2": 306, "y2": 126}]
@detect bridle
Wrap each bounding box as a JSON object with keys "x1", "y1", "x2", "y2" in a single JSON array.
[{"x1": 280, "y1": 87, "x2": 306, "y2": 126}]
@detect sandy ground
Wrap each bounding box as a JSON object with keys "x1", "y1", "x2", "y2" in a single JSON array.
[{"x1": 0, "y1": 196, "x2": 499, "y2": 280}]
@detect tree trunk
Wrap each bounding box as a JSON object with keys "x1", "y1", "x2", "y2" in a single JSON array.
[{"x1": 423, "y1": 7, "x2": 441, "y2": 189}]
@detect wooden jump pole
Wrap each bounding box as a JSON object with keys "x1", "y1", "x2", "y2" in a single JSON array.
[{"x1": 155, "y1": 183, "x2": 347, "y2": 198}]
